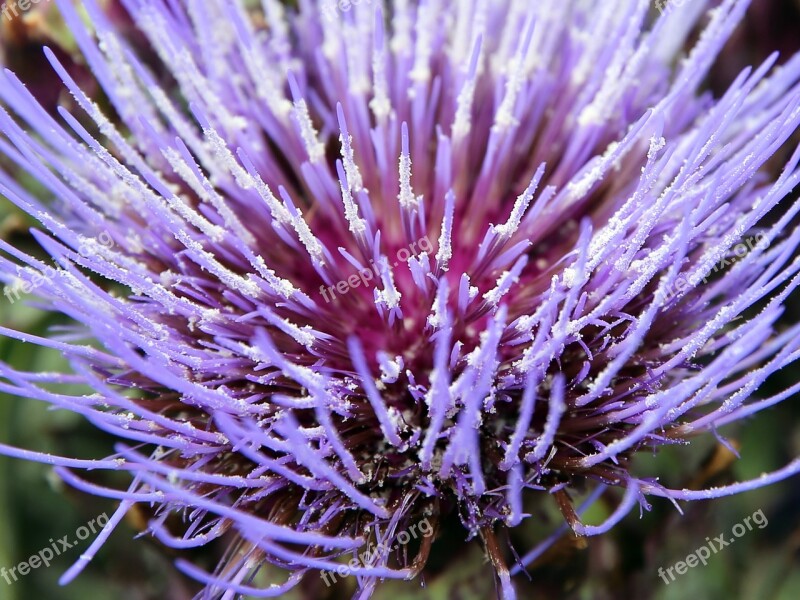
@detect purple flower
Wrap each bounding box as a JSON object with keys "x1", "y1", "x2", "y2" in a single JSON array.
[{"x1": 2, "y1": 0, "x2": 800, "y2": 598}]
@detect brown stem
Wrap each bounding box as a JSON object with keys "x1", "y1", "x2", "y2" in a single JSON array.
[
  {"x1": 407, "y1": 500, "x2": 440, "y2": 577},
  {"x1": 553, "y1": 488, "x2": 581, "y2": 534},
  {"x1": 480, "y1": 524, "x2": 517, "y2": 599}
]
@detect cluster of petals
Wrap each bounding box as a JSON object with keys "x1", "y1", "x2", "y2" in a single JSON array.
[{"x1": 1, "y1": 0, "x2": 799, "y2": 597}]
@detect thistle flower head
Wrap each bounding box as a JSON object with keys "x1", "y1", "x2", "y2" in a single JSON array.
[{"x1": 2, "y1": 1, "x2": 800, "y2": 598}]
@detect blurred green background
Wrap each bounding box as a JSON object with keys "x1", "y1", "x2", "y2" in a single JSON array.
[{"x1": 1, "y1": 1, "x2": 800, "y2": 599}]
